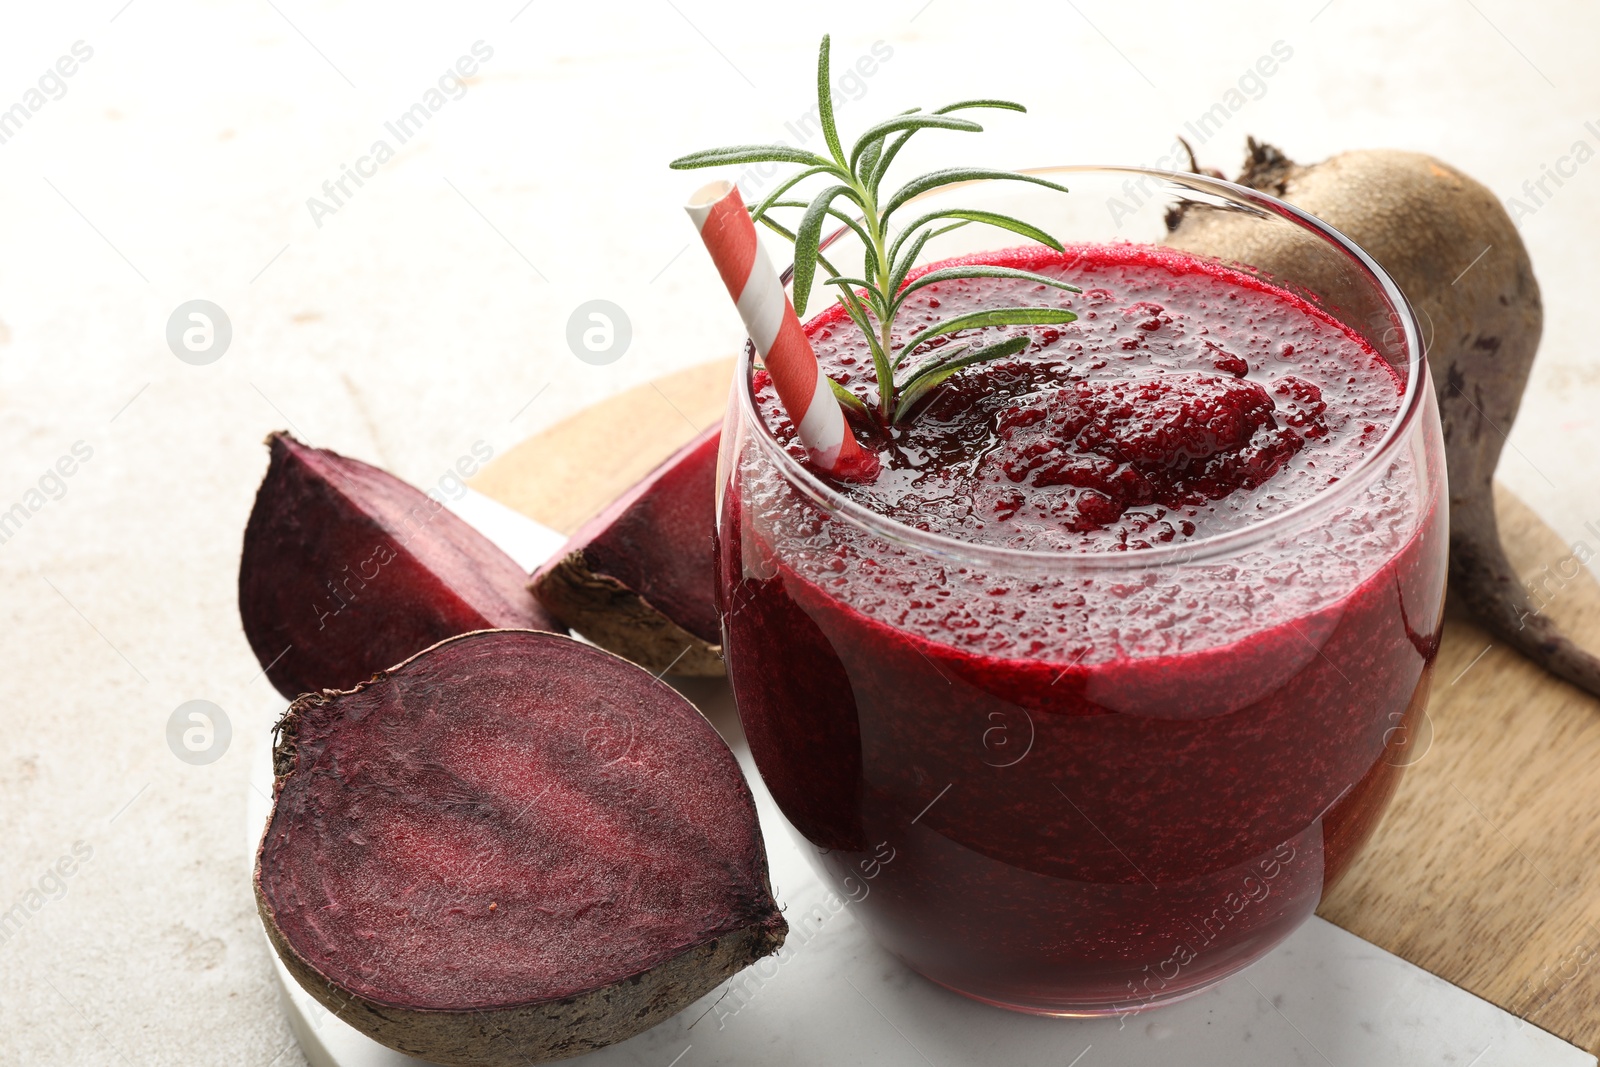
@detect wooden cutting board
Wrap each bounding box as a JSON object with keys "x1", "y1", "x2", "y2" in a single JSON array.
[{"x1": 472, "y1": 359, "x2": 1600, "y2": 1053}]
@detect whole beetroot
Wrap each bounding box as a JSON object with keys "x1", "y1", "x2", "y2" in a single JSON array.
[{"x1": 1168, "y1": 140, "x2": 1600, "y2": 699}]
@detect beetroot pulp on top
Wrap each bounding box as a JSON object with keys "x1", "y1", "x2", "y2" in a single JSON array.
[{"x1": 765, "y1": 243, "x2": 1399, "y2": 554}]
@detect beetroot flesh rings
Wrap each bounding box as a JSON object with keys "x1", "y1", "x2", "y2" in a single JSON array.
[
  {"x1": 533, "y1": 424, "x2": 723, "y2": 677},
  {"x1": 239, "y1": 432, "x2": 561, "y2": 699},
  {"x1": 255, "y1": 629, "x2": 786, "y2": 1067}
]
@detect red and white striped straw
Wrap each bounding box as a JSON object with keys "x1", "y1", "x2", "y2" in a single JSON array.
[{"x1": 686, "y1": 180, "x2": 878, "y2": 480}]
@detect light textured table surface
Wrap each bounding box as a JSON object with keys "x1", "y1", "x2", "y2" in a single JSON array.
[
  {"x1": 1, "y1": 2, "x2": 1596, "y2": 1064},
  {"x1": 251, "y1": 496, "x2": 1597, "y2": 1067}
]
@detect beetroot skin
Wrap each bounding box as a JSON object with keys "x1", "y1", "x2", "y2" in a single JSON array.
[
  {"x1": 239, "y1": 432, "x2": 560, "y2": 698},
  {"x1": 255, "y1": 629, "x2": 786, "y2": 1067},
  {"x1": 533, "y1": 425, "x2": 722, "y2": 676}
]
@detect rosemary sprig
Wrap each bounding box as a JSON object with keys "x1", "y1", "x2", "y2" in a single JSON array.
[{"x1": 671, "y1": 35, "x2": 1080, "y2": 425}]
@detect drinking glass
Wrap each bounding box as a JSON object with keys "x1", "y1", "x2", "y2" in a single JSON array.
[{"x1": 716, "y1": 166, "x2": 1447, "y2": 1015}]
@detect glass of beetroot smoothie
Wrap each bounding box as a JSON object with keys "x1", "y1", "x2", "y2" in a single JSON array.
[{"x1": 716, "y1": 166, "x2": 1447, "y2": 1015}]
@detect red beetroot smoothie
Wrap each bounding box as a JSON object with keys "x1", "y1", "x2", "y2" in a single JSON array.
[{"x1": 719, "y1": 245, "x2": 1447, "y2": 1013}]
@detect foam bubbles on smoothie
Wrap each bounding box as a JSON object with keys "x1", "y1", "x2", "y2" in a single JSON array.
[
  {"x1": 745, "y1": 244, "x2": 1421, "y2": 661},
  {"x1": 761, "y1": 243, "x2": 1403, "y2": 554}
]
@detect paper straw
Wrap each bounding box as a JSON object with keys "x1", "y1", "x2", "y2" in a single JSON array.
[{"x1": 685, "y1": 180, "x2": 878, "y2": 480}]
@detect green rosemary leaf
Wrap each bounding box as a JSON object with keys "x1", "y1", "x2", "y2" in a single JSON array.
[
  {"x1": 934, "y1": 99, "x2": 1027, "y2": 114},
  {"x1": 794, "y1": 185, "x2": 863, "y2": 316},
  {"x1": 860, "y1": 236, "x2": 880, "y2": 297},
  {"x1": 816, "y1": 36, "x2": 846, "y2": 167},
  {"x1": 847, "y1": 114, "x2": 982, "y2": 173},
  {"x1": 670, "y1": 144, "x2": 839, "y2": 170},
  {"x1": 864, "y1": 103, "x2": 1020, "y2": 194},
  {"x1": 893, "y1": 208, "x2": 1064, "y2": 254},
  {"x1": 864, "y1": 130, "x2": 906, "y2": 196},
  {"x1": 886, "y1": 220, "x2": 970, "y2": 297},
  {"x1": 827, "y1": 374, "x2": 872, "y2": 417},
  {"x1": 674, "y1": 39, "x2": 1074, "y2": 428},
  {"x1": 882, "y1": 169, "x2": 1070, "y2": 225},
  {"x1": 833, "y1": 285, "x2": 894, "y2": 420},
  {"x1": 752, "y1": 214, "x2": 843, "y2": 282},
  {"x1": 761, "y1": 201, "x2": 880, "y2": 282},
  {"x1": 893, "y1": 336, "x2": 1029, "y2": 423},
  {"x1": 857, "y1": 106, "x2": 914, "y2": 188},
  {"x1": 890, "y1": 265, "x2": 1081, "y2": 317},
  {"x1": 857, "y1": 137, "x2": 883, "y2": 185},
  {"x1": 825, "y1": 209, "x2": 880, "y2": 284},
  {"x1": 750, "y1": 164, "x2": 837, "y2": 222},
  {"x1": 894, "y1": 306, "x2": 1077, "y2": 369},
  {"x1": 753, "y1": 213, "x2": 798, "y2": 241},
  {"x1": 825, "y1": 276, "x2": 886, "y2": 306},
  {"x1": 832, "y1": 282, "x2": 878, "y2": 339}
]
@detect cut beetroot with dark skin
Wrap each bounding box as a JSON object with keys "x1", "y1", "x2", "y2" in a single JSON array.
[
  {"x1": 533, "y1": 424, "x2": 723, "y2": 676},
  {"x1": 239, "y1": 432, "x2": 561, "y2": 698},
  {"x1": 255, "y1": 629, "x2": 786, "y2": 1067}
]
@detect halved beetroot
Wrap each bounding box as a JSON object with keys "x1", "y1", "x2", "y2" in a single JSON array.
[
  {"x1": 533, "y1": 425, "x2": 722, "y2": 676},
  {"x1": 240, "y1": 432, "x2": 560, "y2": 698},
  {"x1": 255, "y1": 629, "x2": 786, "y2": 1067}
]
